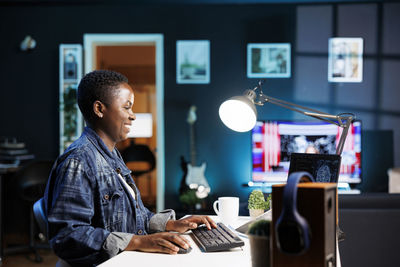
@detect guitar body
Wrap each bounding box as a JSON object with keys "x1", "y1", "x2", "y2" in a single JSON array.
[
  {"x1": 186, "y1": 162, "x2": 206, "y2": 184},
  {"x1": 186, "y1": 162, "x2": 210, "y2": 199}
]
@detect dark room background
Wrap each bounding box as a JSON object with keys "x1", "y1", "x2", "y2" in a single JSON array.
[{"x1": 0, "y1": 0, "x2": 399, "y2": 213}]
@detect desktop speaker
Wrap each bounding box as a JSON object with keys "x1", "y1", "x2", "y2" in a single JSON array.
[{"x1": 272, "y1": 179, "x2": 337, "y2": 266}]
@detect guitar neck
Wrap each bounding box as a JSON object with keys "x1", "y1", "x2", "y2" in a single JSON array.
[{"x1": 190, "y1": 123, "x2": 197, "y2": 166}]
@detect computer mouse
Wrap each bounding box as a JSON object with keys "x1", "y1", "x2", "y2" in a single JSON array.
[{"x1": 177, "y1": 246, "x2": 192, "y2": 254}]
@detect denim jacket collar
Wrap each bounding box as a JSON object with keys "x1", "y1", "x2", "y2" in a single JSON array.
[{"x1": 83, "y1": 127, "x2": 131, "y2": 176}]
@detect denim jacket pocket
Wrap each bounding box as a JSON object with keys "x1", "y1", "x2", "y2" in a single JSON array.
[{"x1": 100, "y1": 189, "x2": 124, "y2": 231}]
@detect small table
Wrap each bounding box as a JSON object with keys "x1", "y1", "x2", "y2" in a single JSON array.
[{"x1": 0, "y1": 167, "x2": 20, "y2": 265}]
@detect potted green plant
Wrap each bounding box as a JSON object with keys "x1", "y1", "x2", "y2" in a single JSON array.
[
  {"x1": 179, "y1": 189, "x2": 202, "y2": 212},
  {"x1": 247, "y1": 219, "x2": 271, "y2": 267},
  {"x1": 248, "y1": 190, "x2": 271, "y2": 218}
]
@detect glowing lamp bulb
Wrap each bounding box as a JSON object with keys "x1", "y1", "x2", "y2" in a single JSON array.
[{"x1": 219, "y1": 95, "x2": 257, "y2": 132}]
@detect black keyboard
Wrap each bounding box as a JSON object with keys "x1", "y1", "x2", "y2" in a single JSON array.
[{"x1": 191, "y1": 222, "x2": 245, "y2": 252}]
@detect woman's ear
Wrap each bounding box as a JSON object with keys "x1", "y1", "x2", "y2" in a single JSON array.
[{"x1": 93, "y1": 100, "x2": 105, "y2": 118}]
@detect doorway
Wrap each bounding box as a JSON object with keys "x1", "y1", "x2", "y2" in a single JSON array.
[{"x1": 84, "y1": 34, "x2": 165, "y2": 212}]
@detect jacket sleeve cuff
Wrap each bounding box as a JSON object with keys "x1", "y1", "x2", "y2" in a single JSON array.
[
  {"x1": 102, "y1": 232, "x2": 134, "y2": 258},
  {"x1": 149, "y1": 209, "x2": 176, "y2": 233}
]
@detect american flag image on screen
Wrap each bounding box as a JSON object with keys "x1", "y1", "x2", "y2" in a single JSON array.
[{"x1": 251, "y1": 120, "x2": 362, "y2": 184}]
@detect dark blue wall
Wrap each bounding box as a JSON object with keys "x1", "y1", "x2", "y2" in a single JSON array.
[
  {"x1": 163, "y1": 6, "x2": 296, "y2": 210},
  {"x1": 0, "y1": 2, "x2": 399, "y2": 212}
]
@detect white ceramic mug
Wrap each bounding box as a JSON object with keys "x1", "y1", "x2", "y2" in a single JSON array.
[{"x1": 213, "y1": 197, "x2": 239, "y2": 225}]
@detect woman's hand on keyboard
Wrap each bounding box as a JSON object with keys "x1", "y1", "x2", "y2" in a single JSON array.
[{"x1": 165, "y1": 215, "x2": 218, "y2": 233}]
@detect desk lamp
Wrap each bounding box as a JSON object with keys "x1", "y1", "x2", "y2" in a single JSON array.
[
  {"x1": 219, "y1": 80, "x2": 354, "y2": 156},
  {"x1": 218, "y1": 80, "x2": 353, "y2": 241}
]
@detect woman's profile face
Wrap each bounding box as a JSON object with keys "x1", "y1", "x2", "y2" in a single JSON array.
[{"x1": 100, "y1": 82, "x2": 135, "y2": 145}]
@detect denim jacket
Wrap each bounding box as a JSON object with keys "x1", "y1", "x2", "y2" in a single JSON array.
[{"x1": 44, "y1": 127, "x2": 174, "y2": 266}]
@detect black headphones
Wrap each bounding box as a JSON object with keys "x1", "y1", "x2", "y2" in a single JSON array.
[{"x1": 275, "y1": 171, "x2": 314, "y2": 255}]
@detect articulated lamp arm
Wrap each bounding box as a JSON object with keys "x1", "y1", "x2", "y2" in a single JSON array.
[
  {"x1": 220, "y1": 81, "x2": 355, "y2": 155},
  {"x1": 256, "y1": 92, "x2": 354, "y2": 155}
]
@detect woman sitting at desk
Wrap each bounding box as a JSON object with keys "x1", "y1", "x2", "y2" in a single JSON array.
[{"x1": 44, "y1": 70, "x2": 216, "y2": 266}]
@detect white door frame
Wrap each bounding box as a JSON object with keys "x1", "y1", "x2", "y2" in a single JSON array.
[{"x1": 83, "y1": 34, "x2": 165, "y2": 212}]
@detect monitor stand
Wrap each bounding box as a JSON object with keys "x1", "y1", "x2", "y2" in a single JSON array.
[{"x1": 338, "y1": 182, "x2": 360, "y2": 194}]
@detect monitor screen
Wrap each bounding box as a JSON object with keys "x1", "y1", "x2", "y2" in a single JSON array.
[{"x1": 251, "y1": 120, "x2": 362, "y2": 184}]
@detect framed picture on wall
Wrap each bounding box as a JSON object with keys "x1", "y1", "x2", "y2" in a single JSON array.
[
  {"x1": 247, "y1": 43, "x2": 291, "y2": 78},
  {"x1": 328, "y1": 38, "x2": 363, "y2": 83},
  {"x1": 176, "y1": 40, "x2": 210, "y2": 84},
  {"x1": 59, "y1": 44, "x2": 83, "y2": 154}
]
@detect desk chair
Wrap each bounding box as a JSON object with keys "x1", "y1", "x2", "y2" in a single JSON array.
[
  {"x1": 33, "y1": 197, "x2": 71, "y2": 267},
  {"x1": 122, "y1": 141, "x2": 156, "y2": 176},
  {"x1": 33, "y1": 197, "x2": 47, "y2": 238},
  {"x1": 121, "y1": 141, "x2": 156, "y2": 209},
  {"x1": 10, "y1": 160, "x2": 53, "y2": 262}
]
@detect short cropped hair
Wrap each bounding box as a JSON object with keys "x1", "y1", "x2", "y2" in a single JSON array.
[{"x1": 77, "y1": 70, "x2": 128, "y2": 123}]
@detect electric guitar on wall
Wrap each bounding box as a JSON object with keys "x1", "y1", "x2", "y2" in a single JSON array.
[{"x1": 184, "y1": 106, "x2": 211, "y2": 199}]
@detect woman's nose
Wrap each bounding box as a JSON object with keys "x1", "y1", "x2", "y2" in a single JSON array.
[{"x1": 129, "y1": 112, "x2": 136, "y2": 121}]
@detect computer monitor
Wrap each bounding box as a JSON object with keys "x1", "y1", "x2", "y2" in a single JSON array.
[{"x1": 251, "y1": 120, "x2": 362, "y2": 184}]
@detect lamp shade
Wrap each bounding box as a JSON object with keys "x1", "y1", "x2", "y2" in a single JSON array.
[{"x1": 219, "y1": 95, "x2": 257, "y2": 132}]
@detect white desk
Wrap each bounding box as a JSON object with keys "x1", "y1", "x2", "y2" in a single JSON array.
[
  {"x1": 98, "y1": 215, "x2": 342, "y2": 267},
  {"x1": 98, "y1": 216, "x2": 252, "y2": 267}
]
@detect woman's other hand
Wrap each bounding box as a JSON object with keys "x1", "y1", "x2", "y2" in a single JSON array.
[{"x1": 125, "y1": 232, "x2": 191, "y2": 254}]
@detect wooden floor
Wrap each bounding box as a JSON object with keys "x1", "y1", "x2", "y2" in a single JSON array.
[{"x1": 2, "y1": 249, "x2": 58, "y2": 267}]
